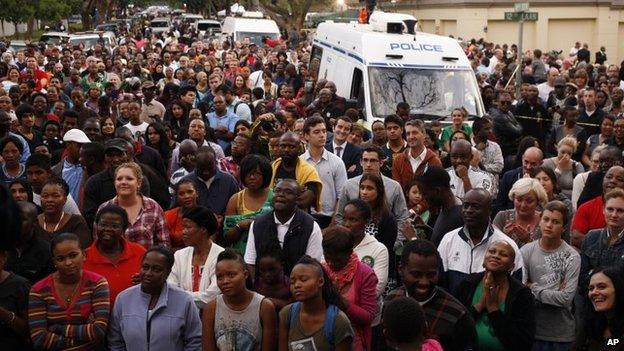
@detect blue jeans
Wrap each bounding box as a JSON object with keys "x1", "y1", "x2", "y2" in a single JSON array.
[{"x1": 533, "y1": 340, "x2": 573, "y2": 351}]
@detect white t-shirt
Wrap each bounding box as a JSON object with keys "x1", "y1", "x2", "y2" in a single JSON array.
[
  {"x1": 447, "y1": 166, "x2": 494, "y2": 200},
  {"x1": 124, "y1": 122, "x2": 150, "y2": 139}
]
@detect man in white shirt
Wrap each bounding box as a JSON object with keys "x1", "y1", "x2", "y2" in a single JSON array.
[
  {"x1": 447, "y1": 139, "x2": 493, "y2": 200},
  {"x1": 244, "y1": 179, "x2": 324, "y2": 277},
  {"x1": 123, "y1": 100, "x2": 149, "y2": 139},
  {"x1": 302, "y1": 115, "x2": 348, "y2": 228},
  {"x1": 537, "y1": 67, "x2": 560, "y2": 102},
  {"x1": 488, "y1": 49, "x2": 504, "y2": 74}
]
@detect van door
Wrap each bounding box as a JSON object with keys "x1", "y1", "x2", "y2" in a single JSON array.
[{"x1": 350, "y1": 67, "x2": 364, "y2": 109}]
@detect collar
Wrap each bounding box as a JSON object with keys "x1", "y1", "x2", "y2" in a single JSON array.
[
  {"x1": 409, "y1": 146, "x2": 427, "y2": 161},
  {"x1": 333, "y1": 140, "x2": 347, "y2": 149},
  {"x1": 63, "y1": 158, "x2": 80, "y2": 168},
  {"x1": 274, "y1": 211, "x2": 296, "y2": 226},
  {"x1": 606, "y1": 227, "x2": 624, "y2": 241},
  {"x1": 303, "y1": 147, "x2": 329, "y2": 162},
  {"x1": 139, "y1": 282, "x2": 170, "y2": 315},
  {"x1": 458, "y1": 224, "x2": 495, "y2": 247},
  {"x1": 88, "y1": 238, "x2": 135, "y2": 264}
]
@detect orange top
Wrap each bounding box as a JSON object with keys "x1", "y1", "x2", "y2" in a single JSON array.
[
  {"x1": 83, "y1": 239, "x2": 146, "y2": 305},
  {"x1": 164, "y1": 207, "x2": 186, "y2": 250}
]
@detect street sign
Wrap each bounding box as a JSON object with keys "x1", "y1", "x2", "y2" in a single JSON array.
[
  {"x1": 504, "y1": 12, "x2": 538, "y2": 21},
  {"x1": 514, "y1": 3, "x2": 530, "y2": 12}
]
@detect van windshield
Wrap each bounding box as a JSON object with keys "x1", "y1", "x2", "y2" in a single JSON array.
[
  {"x1": 198, "y1": 23, "x2": 220, "y2": 31},
  {"x1": 151, "y1": 21, "x2": 169, "y2": 28},
  {"x1": 368, "y1": 67, "x2": 483, "y2": 119},
  {"x1": 69, "y1": 37, "x2": 110, "y2": 48},
  {"x1": 236, "y1": 32, "x2": 279, "y2": 46}
]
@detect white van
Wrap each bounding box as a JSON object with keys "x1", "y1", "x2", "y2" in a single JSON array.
[
  {"x1": 150, "y1": 17, "x2": 171, "y2": 34},
  {"x1": 195, "y1": 19, "x2": 222, "y2": 38},
  {"x1": 221, "y1": 13, "x2": 280, "y2": 46},
  {"x1": 312, "y1": 11, "x2": 485, "y2": 126}
]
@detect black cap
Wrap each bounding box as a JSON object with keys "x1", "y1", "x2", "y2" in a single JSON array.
[{"x1": 104, "y1": 138, "x2": 128, "y2": 153}]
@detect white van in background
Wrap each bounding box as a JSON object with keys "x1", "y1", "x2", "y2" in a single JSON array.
[
  {"x1": 312, "y1": 11, "x2": 484, "y2": 127},
  {"x1": 195, "y1": 19, "x2": 222, "y2": 39},
  {"x1": 221, "y1": 12, "x2": 280, "y2": 46}
]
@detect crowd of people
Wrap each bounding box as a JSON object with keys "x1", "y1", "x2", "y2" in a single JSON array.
[{"x1": 1, "y1": 10, "x2": 624, "y2": 351}]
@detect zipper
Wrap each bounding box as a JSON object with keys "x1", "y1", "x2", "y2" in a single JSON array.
[{"x1": 146, "y1": 308, "x2": 151, "y2": 351}]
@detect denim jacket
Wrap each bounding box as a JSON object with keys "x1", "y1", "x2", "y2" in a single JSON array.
[
  {"x1": 580, "y1": 228, "x2": 624, "y2": 295},
  {"x1": 108, "y1": 283, "x2": 202, "y2": 351}
]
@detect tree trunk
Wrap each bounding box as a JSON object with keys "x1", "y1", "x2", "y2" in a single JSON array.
[{"x1": 26, "y1": 18, "x2": 35, "y2": 40}]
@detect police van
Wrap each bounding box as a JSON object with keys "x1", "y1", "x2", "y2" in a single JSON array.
[{"x1": 311, "y1": 11, "x2": 485, "y2": 126}]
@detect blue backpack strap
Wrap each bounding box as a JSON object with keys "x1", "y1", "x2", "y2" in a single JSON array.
[
  {"x1": 287, "y1": 301, "x2": 301, "y2": 329},
  {"x1": 323, "y1": 304, "x2": 339, "y2": 349}
]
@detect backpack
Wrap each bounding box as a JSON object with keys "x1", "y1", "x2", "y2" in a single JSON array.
[{"x1": 287, "y1": 302, "x2": 339, "y2": 350}]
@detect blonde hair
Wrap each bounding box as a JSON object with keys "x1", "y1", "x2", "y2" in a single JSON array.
[
  {"x1": 508, "y1": 177, "x2": 548, "y2": 205},
  {"x1": 605, "y1": 188, "x2": 624, "y2": 203},
  {"x1": 114, "y1": 162, "x2": 143, "y2": 183},
  {"x1": 557, "y1": 136, "x2": 578, "y2": 153}
]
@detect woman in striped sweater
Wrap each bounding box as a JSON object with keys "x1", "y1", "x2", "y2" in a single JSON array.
[{"x1": 28, "y1": 233, "x2": 110, "y2": 350}]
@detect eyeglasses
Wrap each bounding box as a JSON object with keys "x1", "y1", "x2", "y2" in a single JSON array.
[{"x1": 97, "y1": 222, "x2": 123, "y2": 230}]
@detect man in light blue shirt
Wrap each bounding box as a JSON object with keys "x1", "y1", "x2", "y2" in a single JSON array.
[
  {"x1": 301, "y1": 115, "x2": 347, "y2": 228},
  {"x1": 205, "y1": 94, "x2": 239, "y2": 152},
  {"x1": 216, "y1": 84, "x2": 252, "y2": 123},
  {"x1": 55, "y1": 129, "x2": 89, "y2": 202}
]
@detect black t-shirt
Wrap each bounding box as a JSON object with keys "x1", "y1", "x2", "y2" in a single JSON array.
[
  {"x1": 0, "y1": 273, "x2": 31, "y2": 350},
  {"x1": 6, "y1": 237, "x2": 54, "y2": 284},
  {"x1": 430, "y1": 205, "x2": 464, "y2": 246}
]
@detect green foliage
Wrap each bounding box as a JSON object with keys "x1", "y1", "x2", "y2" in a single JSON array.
[{"x1": 37, "y1": 0, "x2": 72, "y2": 22}]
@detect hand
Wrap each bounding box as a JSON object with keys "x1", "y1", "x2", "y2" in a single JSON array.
[
  {"x1": 347, "y1": 164, "x2": 357, "y2": 173},
  {"x1": 511, "y1": 223, "x2": 532, "y2": 243},
  {"x1": 476, "y1": 141, "x2": 487, "y2": 151},
  {"x1": 215, "y1": 125, "x2": 228, "y2": 133},
  {"x1": 455, "y1": 164, "x2": 469, "y2": 179},
  {"x1": 559, "y1": 280, "x2": 567, "y2": 291},
  {"x1": 483, "y1": 272, "x2": 501, "y2": 312},
  {"x1": 238, "y1": 219, "x2": 253, "y2": 231},
  {"x1": 401, "y1": 220, "x2": 417, "y2": 240}
]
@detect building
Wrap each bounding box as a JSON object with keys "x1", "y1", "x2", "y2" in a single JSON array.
[{"x1": 346, "y1": 0, "x2": 624, "y2": 64}]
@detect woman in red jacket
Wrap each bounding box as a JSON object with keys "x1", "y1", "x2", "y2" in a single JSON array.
[{"x1": 322, "y1": 225, "x2": 378, "y2": 351}]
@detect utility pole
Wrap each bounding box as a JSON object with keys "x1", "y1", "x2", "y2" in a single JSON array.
[{"x1": 515, "y1": 18, "x2": 523, "y2": 100}]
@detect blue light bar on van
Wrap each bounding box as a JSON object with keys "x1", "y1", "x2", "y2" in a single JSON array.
[{"x1": 386, "y1": 54, "x2": 403, "y2": 59}]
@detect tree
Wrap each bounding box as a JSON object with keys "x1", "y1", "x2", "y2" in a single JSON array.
[{"x1": 259, "y1": 0, "x2": 330, "y2": 31}]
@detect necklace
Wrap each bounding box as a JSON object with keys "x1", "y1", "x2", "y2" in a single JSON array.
[
  {"x1": 45, "y1": 212, "x2": 66, "y2": 232},
  {"x1": 56, "y1": 274, "x2": 81, "y2": 305}
]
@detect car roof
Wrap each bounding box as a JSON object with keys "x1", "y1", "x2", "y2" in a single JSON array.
[{"x1": 41, "y1": 31, "x2": 70, "y2": 37}]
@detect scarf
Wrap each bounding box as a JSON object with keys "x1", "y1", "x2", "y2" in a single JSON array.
[{"x1": 323, "y1": 252, "x2": 359, "y2": 292}]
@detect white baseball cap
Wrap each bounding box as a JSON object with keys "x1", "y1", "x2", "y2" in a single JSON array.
[{"x1": 63, "y1": 129, "x2": 91, "y2": 144}]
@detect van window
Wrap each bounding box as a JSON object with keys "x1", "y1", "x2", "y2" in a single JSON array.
[
  {"x1": 350, "y1": 68, "x2": 363, "y2": 101},
  {"x1": 310, "y1": 45, "x2": 323, "y2": 79}
]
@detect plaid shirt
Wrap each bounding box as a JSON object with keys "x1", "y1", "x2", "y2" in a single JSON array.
[
  {"x1": 99, "y1": 196, "x2": 170, "y2": 249},
  {"x1": 218, "y1": 156, "x2": 240, "y2": 183}
]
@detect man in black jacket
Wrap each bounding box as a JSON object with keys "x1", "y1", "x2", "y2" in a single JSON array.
[
  {"x1": 514, "y1": 84, "x2": 551, "y2": 147},
  {"x1": 243, "y1": 179, "x2": 323, "y2": 278},
  {"x1": 490, "y1": 92, "x2": 523, "y2": 169}
]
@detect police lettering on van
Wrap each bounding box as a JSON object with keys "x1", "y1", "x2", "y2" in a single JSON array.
[{"x1": 389, "y1": 43, "x2": 443, "y2": 52}]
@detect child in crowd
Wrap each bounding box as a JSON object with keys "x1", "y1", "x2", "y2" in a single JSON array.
[{"x1": 254, "y1": 247, "x2": 292, "y2": 312}]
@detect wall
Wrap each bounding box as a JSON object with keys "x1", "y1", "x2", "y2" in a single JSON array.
[{"x1": 349, "y1": 1, "x2": 624, "y2": 64}]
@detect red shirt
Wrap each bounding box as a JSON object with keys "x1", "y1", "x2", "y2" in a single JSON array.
[
  {"x1": 572, "y1": 196, "x2": 606, "y2": 235},
  {"x1": 83, "y1": 239, "x2": 146, "y2": 305},
  {"x1": 164, "y1": 207, "x2": 185, "y2": 250}
]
